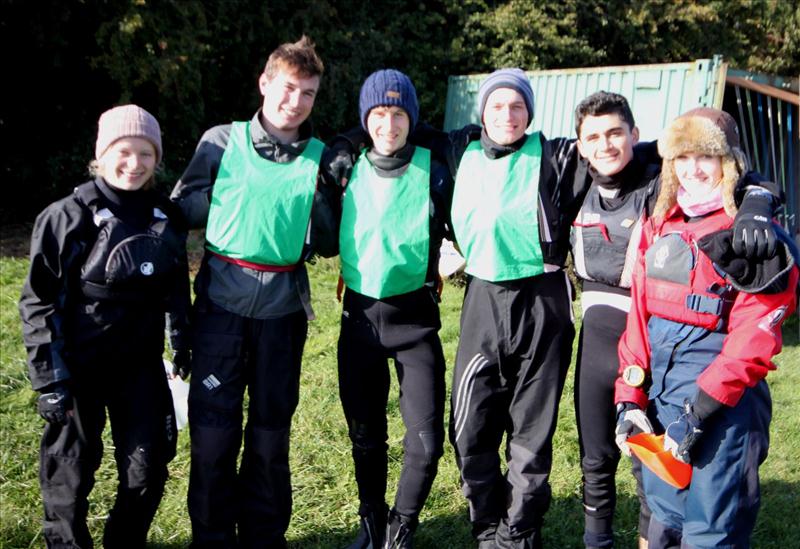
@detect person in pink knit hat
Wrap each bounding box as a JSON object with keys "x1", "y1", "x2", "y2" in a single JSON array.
[{"x1": 19, "y1": 104, "x2": 191, "y2": 548}]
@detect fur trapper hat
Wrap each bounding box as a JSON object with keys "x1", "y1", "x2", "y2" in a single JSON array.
[{"x1": 654, "y1": 108, "x2": 748, "y2": 220}]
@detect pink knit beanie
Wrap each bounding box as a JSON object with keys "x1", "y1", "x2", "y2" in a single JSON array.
[{"x1": 95, "y1": 104, "x2": 162, "y2": 162}]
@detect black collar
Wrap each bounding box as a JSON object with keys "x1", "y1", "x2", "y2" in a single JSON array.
[
  {"x1": 588, "y1": 150, "x2": 649, "y2": 192},
  {"x1": 249, "y1": 112, "x2": 313, "y2": 161},
  {"x1": 480, "y1": 128, "x2": 528, "y2": 159}
]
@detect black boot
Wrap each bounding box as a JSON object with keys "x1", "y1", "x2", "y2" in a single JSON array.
[
  {"x1": 383, "y1": 509, "x2": 417, "y2": 549},
  {"x1": 346, "y1": 505, "x2": 387, "y2": 549}
]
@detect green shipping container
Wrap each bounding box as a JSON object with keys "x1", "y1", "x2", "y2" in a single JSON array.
[{"x1": 444, "y1": 57, "x2": 726, "y2": 140}]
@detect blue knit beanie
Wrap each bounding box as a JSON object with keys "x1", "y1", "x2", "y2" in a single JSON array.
[
  {"x1": 359, "y1": 69, "x2": 419, "y2": 130},
  {"x1": 477, "y1": 68, "x2": 535, "y2": 126}
]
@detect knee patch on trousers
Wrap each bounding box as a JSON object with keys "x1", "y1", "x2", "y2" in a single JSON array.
[
  {"x1": 413, "y1": 430, "x2": 444, "y2": 463},
  {"x1": 349, "y1": 421, "x2": 387, "y2": 452},
  {"x1": 581, "y1": 454, "x2": 618, "y2": 476},
  {"x1": 124, "y1": 444, "x2": 167, "y2": 491},
  {"x1": 188, "y1": 397, "x2": 243, "y2": 429}
]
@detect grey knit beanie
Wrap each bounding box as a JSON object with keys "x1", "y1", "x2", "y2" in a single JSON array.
[
  {"x1": 95, "y1": 104, "x2": 163, "y2": 162},
  {"x1": 477, "y1": 68, "x2": 535, "y2": 126},
  {"x1": 359, "y1": 69, "x2": 419, "y2": 130}
]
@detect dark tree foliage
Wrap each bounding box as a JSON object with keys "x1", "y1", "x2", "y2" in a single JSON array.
[{"x1": 2, "y1": 0, "x2": 797, "y2": 223}]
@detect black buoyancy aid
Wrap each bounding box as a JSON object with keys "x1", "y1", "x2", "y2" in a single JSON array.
[{"x1": 75, "y1": 180, "x2": 183, "y2": 301}]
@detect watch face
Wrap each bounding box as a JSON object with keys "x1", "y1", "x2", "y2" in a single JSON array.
[{"x1": 623, "y1": 365, "x2": 646, "y2": 387}]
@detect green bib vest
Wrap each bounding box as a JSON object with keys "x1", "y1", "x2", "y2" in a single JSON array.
[
  {"x1": 339, "y1": 147, "x2": 431, "y2": 299},
  {"x1": 451, "y1": 134, "x2": 544, "y2": 282},
  {"x1": 205, "y1": 121, "x2": 323, "y2": 266}
]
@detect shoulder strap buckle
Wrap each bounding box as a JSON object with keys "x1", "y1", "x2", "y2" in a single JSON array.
[{"x1": 685, "y1": 293, "x2": 723, "y2": 316}]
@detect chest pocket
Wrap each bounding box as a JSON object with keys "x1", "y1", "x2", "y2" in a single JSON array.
[
  {"x1": 571, "y1": 188, "x2": 645, "y2": 288},
  {"x1": 645, "y1": 232, "x2": 695, "y2": 285},
  {"x1": 81, "y1": 208, "x2": 180, "y2": 300},
  {"x1": 644, "y1": 232, "x2": 733, "y2": 330}
]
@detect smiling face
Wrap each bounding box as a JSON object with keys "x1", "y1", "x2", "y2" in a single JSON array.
[
  {"x1": 98, "y1": 137, "x2": 157, "y2": 191},
  {"x1": 673, "y1": 152, "x2": 723, "y2": 193},
  {"x1": 366, "y1": 105, "x2": 410, "y2": 156},
  {"x1": 482, "y1": 87, "x2": 529, "y2": 145},
  {"x1": 259, "y1": 66, "x2": 320, "y2": 142},
  {"x1": 577, "y1": 113, "x2": 639, "y2": 176}
]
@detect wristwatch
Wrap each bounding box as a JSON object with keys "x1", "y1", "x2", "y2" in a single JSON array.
[{"x1": 622, "y1": 365, "x2": 646, "y2": 388}]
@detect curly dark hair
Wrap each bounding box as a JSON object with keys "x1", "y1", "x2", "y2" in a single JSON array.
[{"x1": 574, "y1": 91, "x2": 635, "y2": 137}]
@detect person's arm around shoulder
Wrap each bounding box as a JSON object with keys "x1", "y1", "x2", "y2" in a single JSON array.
[
  {"x1": 170, "y1": 124, "x2": 231, "y2": 229},
  {"x1": 310, "y1": 137, "x2": 359, "y2": 260},
  {"x1": 410, "y1": 123, "x2": 481, "y2": 180},
  {"x1": 541, "y1": 134, "x2": 591, "y2": 217}
]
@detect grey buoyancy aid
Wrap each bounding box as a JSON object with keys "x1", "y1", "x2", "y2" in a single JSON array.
[
  {"x1": 571, "y1": 183, "x2": 650, "y2": 288},
  {"x1": 75, "y1": 180, "x2": 183, "y2": 301}
]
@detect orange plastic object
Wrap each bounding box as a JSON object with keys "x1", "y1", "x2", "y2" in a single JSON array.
[{"x1": 626, "y1": 433, "x2": 692, "y2": 489}]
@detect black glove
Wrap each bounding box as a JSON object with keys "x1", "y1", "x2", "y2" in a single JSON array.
[
  {"x1": 698, "y1": 228, "x2": 795, "y2": 294},
  {"x1": 732, "y1": 189, "x2": 777, "y2": 260},
  {"x1": 172, "y1": 349, "x2": 191, "y2": 379},
  {"x1": 325, "y1": 126, "x2": 370, "y2": 187},
  {"x1": 37, "y1": 384, "x2": 73, "y2": 425}
]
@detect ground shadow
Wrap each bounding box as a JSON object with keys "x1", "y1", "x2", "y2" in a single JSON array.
[
  {"x1": 288, "y1": 510, "x2": 473, "y2": 548},
  {"x1": 0, "y1": 223, "x2": 32, "y2": 258},
  {"x1": 9, "y1": 481, "x2": 796, "y2": 547}
]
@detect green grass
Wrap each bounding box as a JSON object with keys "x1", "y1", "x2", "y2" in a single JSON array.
[{"x1": 1, "y1": 253, "x2": 798, "y2": 548}]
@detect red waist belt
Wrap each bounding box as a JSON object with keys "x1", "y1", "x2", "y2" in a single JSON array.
[{"x1": 208, "y1": 250, "x2": 299, "y2": 272}]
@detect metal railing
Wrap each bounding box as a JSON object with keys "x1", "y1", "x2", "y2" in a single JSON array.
[{"x1": 723, "y1": 73, "x2": 799, "y2": 237}]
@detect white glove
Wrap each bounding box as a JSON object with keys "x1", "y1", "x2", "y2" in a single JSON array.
[{"x1": 615, "y1": 403, "x2": 653, "y2": 456}]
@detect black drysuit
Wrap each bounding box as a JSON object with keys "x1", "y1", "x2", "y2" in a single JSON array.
[{"x1": 19, "y1": 178, "x2": 190, "y2": 548}]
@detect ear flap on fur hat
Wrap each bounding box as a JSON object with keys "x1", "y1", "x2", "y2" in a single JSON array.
[{"x1": 653, "y1": 109, "x2": 745, "y2": 220}]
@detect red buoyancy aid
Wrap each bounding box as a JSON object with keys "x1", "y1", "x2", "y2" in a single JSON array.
[{"x1": 644, "y1": 209, "x2": 736, "y2": 331}]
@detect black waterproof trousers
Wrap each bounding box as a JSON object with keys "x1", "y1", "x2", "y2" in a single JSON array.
[
  {"x1": 575, "y1": 283, "x2": 650, "y2": 548},
  {"x1": 337, "y1": 287, "x2": 446, "y2": 521},
  {"x1": 39, "y1": 351, "x2": 176, "y2": 549},
  {"x1": 187, "y1": 299, "x2": 307, "y2": 549},
  {"x1": 450, "y1": 271, "x2": 575, "y2": 549}
]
